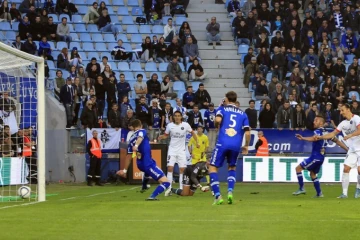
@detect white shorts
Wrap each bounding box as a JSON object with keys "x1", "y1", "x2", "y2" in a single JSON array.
[
  {"x1": 344, "y1": 152, "x2": 360, "y2": 169},
  {"x1": 167, "y1": 153, "x2": 187, "y2": 168}
]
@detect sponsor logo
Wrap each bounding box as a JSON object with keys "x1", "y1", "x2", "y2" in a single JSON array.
[{"x1": 225, "y1": 128, "x2": 237, "y2": 137}]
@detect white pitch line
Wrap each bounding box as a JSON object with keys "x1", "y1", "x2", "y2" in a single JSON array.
[
  {"x1": 0, "y1": 201, "x2": 41, "y2": 210},
  {"x1": 59, "y1": 187, "x2": 139, "y2": 201}
]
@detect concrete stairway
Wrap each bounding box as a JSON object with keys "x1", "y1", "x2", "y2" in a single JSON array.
[{"x1": 186, "y1": 1, "x2": 251, "y2": 108}]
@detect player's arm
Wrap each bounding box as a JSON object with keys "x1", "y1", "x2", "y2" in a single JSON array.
[
  {"x1": 242, "y1": 115, "x2": 251, "y2": 154},
  {"x1": 190, "y1": 130, "x2": 200, "y2": 148},
  {"x1": 117, "y1": 136, "x2": 144, "y2": 177},
  {"x1": 158, "y1": 124, "x2": 170, "y2": 140},
  {"x1": 332, "y1": 137, "x2": 349, "y2": 151},
  {"x1": 214, "y1": 116, "x2": 222, "y2": 128},
  {"x1": 316, "y1": 129, "x2": 339, "y2": 140},
  {"x1": 188, "y1": 138, "x2": 193, "y2": 155},
  {"x1": 343, "y1": 124, "x2": 360, "y2": 140},
  {"x1": 295, "y1": 134, "x2": 317, "y2": 142}
]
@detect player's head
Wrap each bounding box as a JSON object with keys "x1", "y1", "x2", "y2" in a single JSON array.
[
  {"x1": 225, "y1": 91, "x2": 237, "y2": 105},
  {"x1": 130, "y1": 119, "x2": 143, "y2": 130},
  {"x1": 197, "y1": 125, "x2": 204, "y2": 135},
  {"x1": 313, "y1": 115, "x2": 325, "y2": 128},
  {"x1": 92, "y1": 130, "x2": 98, "y2": 138},
  {"x1": 340, "y1": 103, "x2": 352, "y2": 119},
  {"x1": 258, "y1": 131, "x2": 264, "y2": 137},
  {"x1": 173, "y1": 110, "x2": 182, "y2": 124}
]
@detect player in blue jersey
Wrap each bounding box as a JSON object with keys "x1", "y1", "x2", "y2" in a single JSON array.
[
  {"x1": 117, "y1": 120, "x2": 170, "y2": 201},
  {"x1": 209, "y1": 91, "x2": 251, "y2": 205},
  {"x1": 293, "y1": 115, "x2": 348, "y2": 197}
]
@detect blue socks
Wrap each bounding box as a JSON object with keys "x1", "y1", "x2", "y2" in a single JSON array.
[
  {"x1": 296, "y1": 172, "x2": 304, "y2": 190},
  {"x1": 210, "y1": 172, "x2": 220, "y2": 199},
  {"x1": 150, "y1": 182, "x2": 170, "y2": 198},
  {"x1": 227, "y1": 170, "x2": 236, "y2": 193},
  {"x1": 312, "y1": 177, "x2": 321, "y2": 195}
]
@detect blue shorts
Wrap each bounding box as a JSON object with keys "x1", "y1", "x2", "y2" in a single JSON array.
[
  {"x1": 300, "y1": 156, "x2": 324, "y2": 174},
  {"x1": 140, "y1": 163, "x2": 165, "y2": 181},
  {"x1": 210, "y1": 147, "x2": 239, "y2": 168}
]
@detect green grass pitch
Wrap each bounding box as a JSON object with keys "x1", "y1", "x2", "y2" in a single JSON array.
[{"x1": 0, "y1": 182, "x2": 359, "y2": 240}]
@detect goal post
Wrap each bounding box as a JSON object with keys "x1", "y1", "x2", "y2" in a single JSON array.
[{"x1": 0, "y1": 42, "x2": 45, "y2": 202}]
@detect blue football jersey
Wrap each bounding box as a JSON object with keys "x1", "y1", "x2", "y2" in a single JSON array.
[
  {"x1": 216, "y1": 104, "x2": 249, "y2": 151},
  {"x1": 311, "y1": 128, "x2": 328, "y2": 157},
  {"x1": 204, "y1": 109, "x2": 216, "y2": 129},
  {"x1": 151, "y1": 108, "x2": 161, "y2": 129},
  {"x1": 127, "y1": 129, "x2": 154, "y2": 169}
]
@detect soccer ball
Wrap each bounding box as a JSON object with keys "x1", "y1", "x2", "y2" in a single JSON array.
[
  {"x1": 18, "y1": 186, "x2": 31, "y2": 199},
  {"x1": 201, "y1": 186, "x2": 210, "y2": 192}
]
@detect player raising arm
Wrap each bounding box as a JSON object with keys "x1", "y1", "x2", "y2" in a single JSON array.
[
  {"x1": 158, "y1": 110, "x2": 199, "y2": 192},
  {"x1": 209, "y1": 91, "x2": 251, "y2": 205},
  {"x1": 293, "y1": 115, "x2": 349, "y2": 198},
  {"x1": 315, "y1": 103, "x2": 360, "y2": 198},
  {"x1": 117, "y1": 120, "x2": 170, "y2": 201}
]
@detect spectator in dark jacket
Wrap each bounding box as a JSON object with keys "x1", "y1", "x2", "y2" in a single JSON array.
[
  {"x1": 135, "y1": 96, "x2": 150, "y2": 128},
  {"x1": 255, "y1": 79, "x2": 270, "y2": 100},
  {"x1": 293, "y1": 104, "x2": 306, "y2": 129},
  {"x1": 108, "y1": 103, "x2": 122, "y2": 129},
  {"x1": 332, "y1": 58, "x2": 346, "y2": 80},
  {"x1": 245, "y1": 100, "x2": 257, "y2": 128},
  {"x1": 182, "y1": 85, "x2": 195, "y2": 109},
  {"x1": 194, "y1": 83, "x2": 211, "y2": 109},
  {"x1": 235, "y1": 20, "x2": 250, "y2": 45},
  {"x1": 117, "y1": 73, "x2": 131, "y2": 105},
  {"x1": 270, "y1": 31, "x2": 284, "y2": 52},
  {"x1": 22, "y1": 34, "x2": 37, "y2": 55},
  {"x1": 106, "y1": 75, "x2": 117, "y2": 107},
  {"x1": 277, "y1": 100, "x2": 294, "y2": 129},
  {"x1": 121, "y1": 109, "x2": 135, "y2": 130},
  {"x1": 227, "y1": 0, "x2": 240, "y2": 17},
  {"x1": 55, "y1": 0, "x2": 70, "y2": 16},
  {"x1": 258, "y1": 102, "x2": 275, "y2": 128},
  {"x1": 19, "y1": 16, "x2": 31, "y2": 40},
  {"x1": 86, "y1": 58, "x2": 101, "y2": 75},
  {"x1": 60, "y1": 78, "x2": 76, "y2": 129},
  {"x1": 146, "y1": 73, "x2": 161, "y2": 99},
  {"x1": 30, "y1": 16, "x2": 43, "y2": 41},
  {"x1": 81, "y1": 100, "x2": 97, "y2": 129},
  {"x1": 187, "y1": 105, "x2": 204, "y2": 129},
  {"x1": 271, "y1": 46, "x2": 286, "y2": 81},
  {"x1": 57, "y1": 48, "x2": 70, "y2": 70},
  {"x1": 45, "y1": 16, "x2": 58, "y2": 41}
]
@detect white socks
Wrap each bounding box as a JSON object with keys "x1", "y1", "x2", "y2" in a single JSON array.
[
  {"x1": 357, "y1": 175, "x2": 360, "y2": 189},
  {"x1": 167, "y1": 172, "x2": 173, "y2": 188},
  {"x1": 342, "y1": 172, "x2": 350, "y2": 196},
  {"x1": 179, "y1": 174, "x2": 183, "y2": 189}
]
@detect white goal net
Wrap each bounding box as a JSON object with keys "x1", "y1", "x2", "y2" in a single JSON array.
[{"x1": 0, "y1": 42, "x2": 45, "y2": 202}]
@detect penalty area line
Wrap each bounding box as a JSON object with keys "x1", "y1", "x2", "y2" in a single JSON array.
[
  {"x1": 0, "y1": 201, "x2": 42, "y2": 210},
  {"x1": 59, "y1": 187, "x2": 139, "y2": 201}
]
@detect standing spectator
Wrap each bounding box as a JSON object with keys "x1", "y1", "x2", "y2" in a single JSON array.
[
  {"x1": 258, "y1": 102, "x2": 275, "y2": 128},
  {"x1": 108, "y1": 103, "x2": 122, "y2": 129},
  {"x1": 57, "y1": 48, "x2": 70, "y2": 69},
  {"x1": 54, "y1": 70, "x2": 65, "y2": 96},
  {"x1": 147, "y1": 73, "x2": 161, "y2": 99},
  {"x1": 43, "y1": 0, "x2": 55, "y2": 14},
  {"x1": 57, "y1": 17, "x2": 72, "y2": 43},
  {"x1": 98, "y1": 9, "x2": 118, "y2": 36},
  {"x1": 188, "y1": 59, "x2": 207, "y2": 81},
  {"x1": 106, "y1": 74, "x2": 117, "y2": 107},
  {"x1": 72, "y1": 77, "x2": 83, "y2": 126},
  {"x1": 322, "y1": 102, "x2": 334, "y2": 128},
  {"x1": 183, "y1": 37, "x2": 200, "y2": 67},
  {"x1": 141, "y1": 36, "x2": 154, "y2": 62},
  {"x1": 26, "y1": 5, "x2": 37, "y2": 23},
  {"x1": 194, "y1": 83, "x2": 211, "y2": 109},
  {"x1": 182, "y1": 85, "x2": 195, "y2": 109},
  {"x1": 167, "y1": 57, "x2": 187, "y2": 83},
  {"x1": 86, "y1": 57, "x2": 101, "y2": 75},
  {"x1": 160, "y1": 102, "x2": 173, "y2": 131},
  {"x1": 187, "y1": 105, "x2": 203, "y2": 129},
  {"x1": 83, "y1": 2, "x2": 99, "y2": 24},
  {"x1": 119, "y1": 96, "x2": 132, "y2": 118},
  {"x1": 161, "y1": 75, "x2": 177, "y2": 99},
  {"x1": 164, "y1": 18, "x2": 176, "y2": 42},
  {"x1": 134, "y1": 73, "x2": 148, "y2": 105},
  {"x1": 22, "y1": 34, "x2": 37, "y2": 55},
  {"x1": 55, "y1": 0, "x2": 71, "y2": 18},
  {"x1": 0, "y1": 92, "x2": 16, "y2": 112},
  {"x1": 332, "y1": 4, "x2": 344, "y2": 40},
  {"x1": 45, "y1": 16, "x2": 58, "y2": 41},
  {"x1": 149, "y1": 99, "x2": 161, "y2": 141},
  {"x1": 305, "y1": 103, "x2": 318, "y2": 130},
  {"x1": 174, "y1": 98, "x2": 187, "y2": 119},
  {"x1": 245, "y1": 100, "x2": 257, "y2": 129},
  {"x1": 244, "y1": 57, "x2": 259, "y2": 88},
  {"x1": 293, "y1": 104, "x2": 306, "y2": 130},
  {"x1": 227, "y1": 0, "x2": 240, "y2": 17},
  {"x1": 271, "y1": 46, "x2": 285, "y2": 81},
  {"x1": 136, "y1": 96, "x2": 151, "y2": 129},
  {"x1": 82, "y1": 77, "x2": 95, "y2": 103},
  {"x1": 86, "y1": 130, "x2": 103, "y2": 186},
  {"x1": 60, "y1": 78, "x2": 75, "y2": 129},
  {"x1": 99, "y1": 56, "x2": 111, "y2": 73},
  {"x1": 277, "y1": 100, "x2": 294, "y2": 129},
  {"x1": 305, "y1": 87, "x2": 320, "y2": 109},
  {"x1": 94, "y1": 75, "x2": 106, "y2": 118},
  {"x1": 206, "y1": 17, "x2": 221, "y2": 45},
  {"x1": 155, "y1": 37, "x2": 168, "y2": 63},
  {"x1": 204, "y1": 103, "x2": 217, "y2": 151},
  {"x1": 30, "y1": 16, "x2": 43, "y2": 41}
]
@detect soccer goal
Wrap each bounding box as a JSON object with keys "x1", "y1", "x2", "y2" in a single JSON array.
[{"x1": 0, "y1": 41, "x2": 45, "y2": 202}]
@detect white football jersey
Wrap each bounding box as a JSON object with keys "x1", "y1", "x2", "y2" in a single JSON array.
[
  {"x1": 336, "y1": 115, "x2": 360, "y2": 152},
  {"x1": 165, "y1": 122, "x2": 193, "y2": 155}
]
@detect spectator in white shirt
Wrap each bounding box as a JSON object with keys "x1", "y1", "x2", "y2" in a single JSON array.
[
  {"x1": 99, "y1": 56, "x2": 111, "y2": 73},
  {"x1": 164, "y1": 18, "x2": 176, "y2": 42}
]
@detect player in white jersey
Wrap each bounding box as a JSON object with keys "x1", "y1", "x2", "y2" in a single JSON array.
[
  {"x1": 158, "y1": 110, "x2": 199, "y2": 191},
  {"x1": 316, "y1": 104, "x2": 360, "y2": 198}
]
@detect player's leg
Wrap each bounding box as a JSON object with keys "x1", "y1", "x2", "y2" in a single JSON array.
[
  {"x1": 146, "y1": 166, "x2": 170, "y2": 201},
  {"x1": 293, "y1": 163, "x2": 306, "y2": 195},
  {"x1": 172, "y1": 185, "x2": 195, "y2": 196},
  {"x1": 140, "y1": 172, "x2": 151, "y2": 193},
  {"x1": 226, "y1": 150, "x2": 239, "y2": 204},
  {"x1": 310, "y1": 170, "x2": 323, "y2": 198},
  {"x1": 338, "y1": 153, "x2": 356, "y2": 198},
  {"x1": 209, "y1": 147, "x2": 225, "y2": 205},
  {"x1": 178, "y1": 154, "x2": 187, "y2": 189},
  {"x1": 166, "y1": 155, "x2": 176, "y2": 189},
  {"x1": 355, "y1": 155, "x2": 360, "y2": 198}
]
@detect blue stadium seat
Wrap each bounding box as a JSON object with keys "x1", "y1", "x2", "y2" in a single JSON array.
[
  {"x1": 47, "y1": 61, "x2": 56, "y2": 70},
  {"x1": 103, "y1": 33, "x2": 116, "y2": 43},
  {"x1": 79, "y1": 33, "x2": 92, "y2": 42},
  {"x1": 127, "y1": 0, "x2": 139, "y2": 6},
  {"x1": 255, "y1": 100, "x2": 261, "y2": 111},
  {"x1": 33, "y1": 41, "x2": 39, "y2": 49},
  {"x1": 69, "y1": 42, "x2": 82, "y2": 51},
  {"x1": 83, "y1": 42, "x2": 95, "y2": 51},
  {"x1": 130, "y1": 62, "x2": 143, "y2": 71},
  {"x1": 150, "y1": 72, "x2": 163, "y2": 81},
  {"x1": 117, "y1": 34, "x2": 129, "y2": 43},
  {"x1": 162, "y1": 16, "x2": 171, "y2": 25},
  {"x1": 152, "y1": 25, "x2": 164, "y2": 35},
  {"x1": 12, "y1": 22, "x2": 19, "y2": 31},
  {"x1": 48, "y1": 14, "x2": 58, "y2": 22},
  {"x1": 70, "y1": 33, "x2": 80, "y2": 41},
  {"x1": 199, "y1": 109, "x2": 206, "y2": 119},
  {"x1": 95, "y1": 42, "x2": 107, "y2": 51},
  {"x1": 346, "y1": 54, "x2": 356, "y2": 64},
  {"x1": 129, "y1": 98, "x2": 136, "y2": 108},
  {"x1": 74, "y1": 23, "x2": 87, "y2": 32},
  {"x1": 92, "y1": 33, "x2": 103, "y2": 42},
  {"x1": 49, "y1": 70, "x2": 57, "y2": 79},
  {"x1": 131, "y1": 7, "x2": 143, "y2": 16},
  {"x1": 88, "y1": 52, "x2": 100, "y2": 60},
  {"x1": 51, "y1": 50, "x2": 60, "y2": 59},
  {"x1": 56, "y1": 41, "x2": 68, "y2": 50},
  {"x1": 48, "y1": 41, "x2": 56, "y2": 50},
  {"x1": 63, "y1": 71, "x2": 70, "y2": 79},
  {"x1": 145, "y1": 62, "x2": 157, "y2": 71},
  {"x1": 107, "y1": 7, "x2": 115, "y2": 15},
  {"x1": 79, "y1": 51, "x2": 88, "y2": 60},
  {"x1": 107, "y1": 61, "x2": 118, "y2": 70},
  {"x1": 175, "y1": 17, "x2": 186, "y2": 26},
  {"x1": 349, "y1": 91, "x2": 360, "y2": 101},
  {"x1": 118, "y1": 62, "x2": 130, "y2": 71},
  {"x1": 0, "y1": 22, "x2": 11, "y2": 31},
  {"x1": 5, "y1": 31, "x2": 16, "y2": 41},
  {"x1": 113, "y1": 0, "x2": 125, "y2": 6},
  {"x1": 159, "y1": 62, "x2": 168, "y2": 71},
  {"x1": 139, "y1": 25, "x2": 151, "y2": 34},
  {"x1": 126, "y1": 25, "x2": 139, "y2": 34},
  {"x1": 122, "y1": 43, "x2": 132, "y2": 51},
  {"x1": 168, "y1": 99, "x2": 176, "y2": 109},
  {"x1": 59, "y1": 14, "x2": 71, "y2": 23},
  {"x1": 176, "y1": 90, "x2": 185, "y2": 99},
  {"x1": 108, "y1": 42, "x2": 117, "y2": 51},
  {"x1": 173, "y1": 81, "x2": 185, "y2": 91},
  {"x1": 135, "y1": 72, "x2": 147, "y2": 80},
  {"x1": 178, "y1": 62, "x2": 185, "y2": 71},
  {"x1": 123, "y1": 72, "x2": 135, "y2": 81},
  {"x1": 122, "y1": 16, "x2": 134, "y2": 25},
  {"x1": 87, "y1": 24, "x2": 99, "y2": 33},
  {"x1": 73, "y1": 0, "x2": 85, "y2": 5},
  {"x1": 72, "y1": 14, "x2": 83, "y2": 23},
  {"x1": 68, "y1": 24, "x2": 75, "y2": 32},
  {"x1": 117, "y1": 7, "x2": 129, "y2": 15},
  {"x1": 238, "y1": 44, "x2": 249, "y2": 54},
  {"x1": 130, "y1": 34, "x2": 143, "y2": 43},
  {"x1": 110, "y1": 15, "x2": 119, "y2": 24},
  {"x1": 191, "y1": 81, "x2": 201, "y2": 92},
  {"x1": 77, "y1": 6, "x2": 88, "y2": 15}
]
